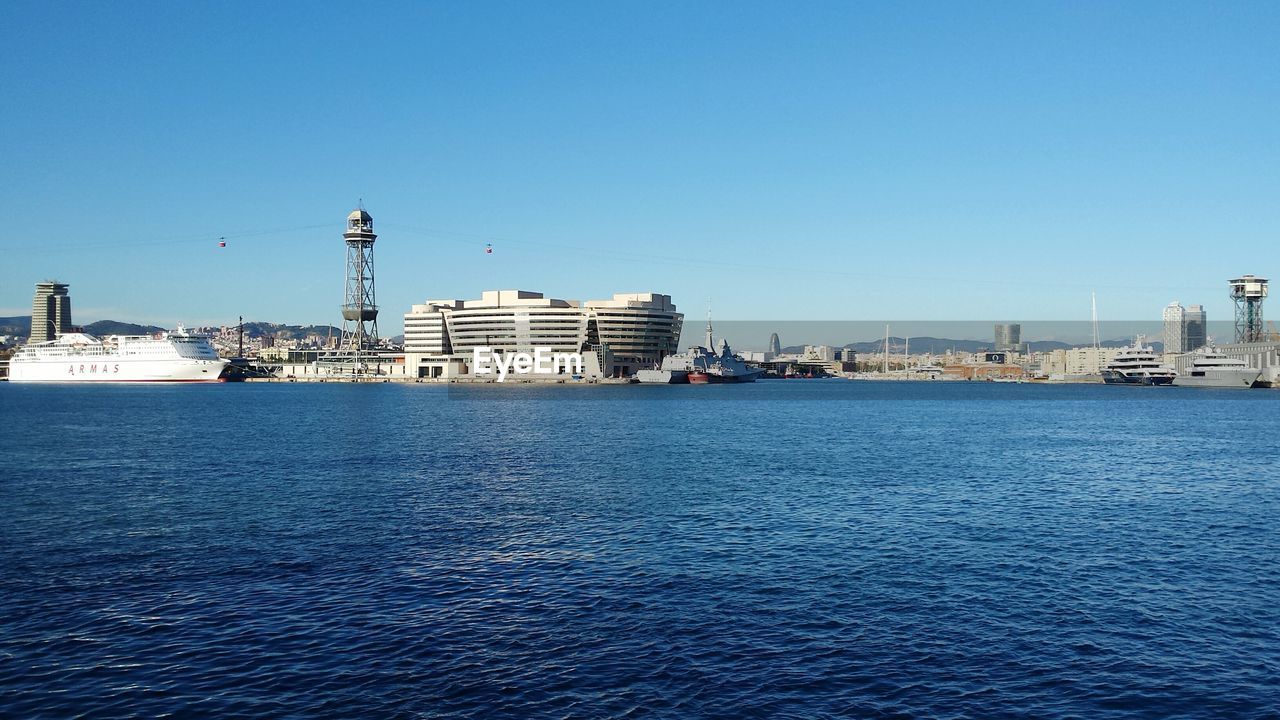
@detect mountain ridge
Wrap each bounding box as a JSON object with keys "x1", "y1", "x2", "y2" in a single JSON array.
[
  {"x1": 0, "y1": 316, "x2": 340, "y2": 341},
  {"x1": 782, "y1": 336, "x2": 1165, "y2": 354}
]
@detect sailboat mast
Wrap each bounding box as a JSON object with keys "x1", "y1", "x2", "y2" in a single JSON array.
[
  {"x1": 1091, "y1": 292, "x2": 1101, "y2": 370},
  {"x1": 884, "y1": 324, "x2": 889, "y2": 374}
]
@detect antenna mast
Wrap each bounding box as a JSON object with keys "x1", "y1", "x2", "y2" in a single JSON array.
[{"x1": 704, "y1": 299, "x2": 714, "y2": 350}]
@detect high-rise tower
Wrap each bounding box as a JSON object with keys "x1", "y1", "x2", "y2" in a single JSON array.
[
  {"x1": 1184, "y1": 305, "x2": 1207, "y2": 350},
  {"x1": 1229, "y1": 275, "x2": 1268, "y2": 343},
  {"x1": 994, "y1": 323, "x2": 1021, "y2": 351},
  {"x1": 30, "y1": 281, "x2": 71, "y2": 343},
  {"x1": 339, "y1": 207, "x2": 379, "y2": 353},
  {"x1": 1162, "y1": 301, "x2": 1185, "y2": 353}
]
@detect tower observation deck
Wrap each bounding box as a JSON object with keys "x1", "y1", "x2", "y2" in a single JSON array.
[{"x1": 1229, "y1": 275, "x2": 1268, "y2": 344}]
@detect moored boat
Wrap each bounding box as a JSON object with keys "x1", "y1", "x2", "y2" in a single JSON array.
[
  {"x1": 9, "y1": 326, "x2": 229, "y2": 383},
  {"x1": 1173, "y1": 346, "x2": 1261, "y2": 388},
  {"x1": 1101, "y1": 341, "x2": 1176, "y2": 386},
  {"x1": 651, "y1": 313, "x2": 763, "y2": 384},
  {"x1": 635, "y1": 368, "x2": 689, "y2": 384}
]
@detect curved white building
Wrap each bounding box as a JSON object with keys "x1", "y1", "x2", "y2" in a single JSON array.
[{"x1": 404, "y1": 290, "x2": 682, "y2": 378}]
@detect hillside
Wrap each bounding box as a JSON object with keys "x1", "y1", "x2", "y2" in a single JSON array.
[
  {"x1": 240, "y1": 321, "x2": 342, "y2": 340},
  {"x1": 0, "y1": 316, "x2": 31, "y2": 335},
  {"x1": 84, "y1": 320, "x2": 166, "y2": 336},
  {"x1": 1, "y1": 316, "x2": 165, "y2": 338},
  {"x1": 0, "y1": 316, "x2": 342, "y2": 341}
]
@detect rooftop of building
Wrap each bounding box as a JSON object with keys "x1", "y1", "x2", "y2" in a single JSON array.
[{"x1": 409, "y1": 290, "x2": 677, "y2": 314}]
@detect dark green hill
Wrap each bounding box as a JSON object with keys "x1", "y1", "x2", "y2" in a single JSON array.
[
  {"x1": 240, "y1": 322, "x2": 341, "y2": 340},
  {"x1": 84, "y1": 320, "x2": 166, "y2": 336},
  {"x1": 1, "y1": 316, "x2": 166, "y2": 338},
  {"x1": 0, "y1": 316, "x2": 31, "y2": 335}
]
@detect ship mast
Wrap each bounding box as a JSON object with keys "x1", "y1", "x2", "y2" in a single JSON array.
[
  {"x1": 884, "y1": 324, "x2": 889, "y2": 374},
  {"x1": 704, "y1": 301, "x2": 714, "y2": 350}
]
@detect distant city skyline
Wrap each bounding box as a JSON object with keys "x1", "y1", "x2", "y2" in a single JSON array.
[{"x1": 2, "y1": 2, "x2": 1277, "y2": 333}]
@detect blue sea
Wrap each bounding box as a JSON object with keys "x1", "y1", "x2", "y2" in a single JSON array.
[{"x1": 1, "y1": 381, "x2": 1277, "y2": 719}]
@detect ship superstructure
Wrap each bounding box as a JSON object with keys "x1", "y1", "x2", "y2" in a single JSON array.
[
  {"x1": 641, "y1": 312, "x2": 763, "y2": 384},
  {"x1": 1101, "y1": 341, "x2": 1176, "y2": 386}
]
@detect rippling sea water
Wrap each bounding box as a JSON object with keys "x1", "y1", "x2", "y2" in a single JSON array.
[{"x1": 1, "y1": 381, "x2": 1277, "y2": 718}]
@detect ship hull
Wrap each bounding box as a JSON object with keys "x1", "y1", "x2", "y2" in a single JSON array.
[
  {"x1": 9, "y1": 358, "x2": 229, "y2": 383},
  {"x1": 1172, "y1": 369, "x2": 1262, "y2": 388},
  {"x1": 701, "y1": 370, "x2": 763, "y2": 383},
  {"x1": 1101, "y1": 370, "x2": 1175, "y2": 386},
  {"x1": 635, "y1": 369, "x2": 689, "y2": 384}
]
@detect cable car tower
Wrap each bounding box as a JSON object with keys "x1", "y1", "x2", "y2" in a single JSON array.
[
  {"x1": 339, "y1": 206, "x2": 379, "y2": 363},
  {"x1": 1229, "y1": 274, "x2": 1268, "y2": 343}
]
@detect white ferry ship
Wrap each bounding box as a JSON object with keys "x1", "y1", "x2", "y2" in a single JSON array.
[
  {"x1": 9, "y1": 326, "x2": 229, "y2": 383},
  {"x1": 1101, "y1": 341, "x2": 1176, "y2": 386}
]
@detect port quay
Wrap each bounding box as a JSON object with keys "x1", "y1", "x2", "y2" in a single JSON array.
[{"x1": 3, "y1": 206, "x2": 1280, "y2": 387}]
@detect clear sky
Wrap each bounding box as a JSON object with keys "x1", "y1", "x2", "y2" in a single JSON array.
[{"x1": 2, "y1": 1, "x2": 1277, "y2": 338}]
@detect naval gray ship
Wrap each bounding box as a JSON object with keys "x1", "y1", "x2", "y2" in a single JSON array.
[{"x1": 636, "y1": 315, "x2": 763, "y2": 384}]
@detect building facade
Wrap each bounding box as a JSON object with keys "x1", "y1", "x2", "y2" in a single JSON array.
[
  {"x1": 1163, "y1": 301, "x2": 1186, "y2": 354},
  {"x1": 994, "y1": 323, "x2": 1021, "y2": 351},
  {"x1": 403, "y1": 290, "x2": 682, "y2": 379},
  {"x1": 1184, "y1": 304, "x2": 1207, "y2": 350},
  {"x1": 1038, "y1": 346, "x2": 1124, "y2": 376},
  {"x1": 31, "y1": 281, "x2": 72, "y2": 344}
]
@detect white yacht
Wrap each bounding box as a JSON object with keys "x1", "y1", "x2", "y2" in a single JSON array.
[
  {"x1": 1101, "y1": 342, "x2": 1176, "y2": 386},
  {"x1": 9, "y1": 326, "x2": 228, "y2": 383},
  {"x1": 1173, "y1": 347, "x2": 1261, "y2": 388}
]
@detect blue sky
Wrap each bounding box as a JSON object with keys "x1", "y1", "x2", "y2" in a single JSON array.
[{"x1": 2, "y1": 1, "x2": 1277, "y2": 337}]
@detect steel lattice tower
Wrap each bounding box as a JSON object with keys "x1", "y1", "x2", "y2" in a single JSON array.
[
  {"x1": 339, "y1": 207, "x2": 379, "y2": 355},
  {"x1": 1229, "y1": 275, "x2": 1268, "y2": 343}
]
